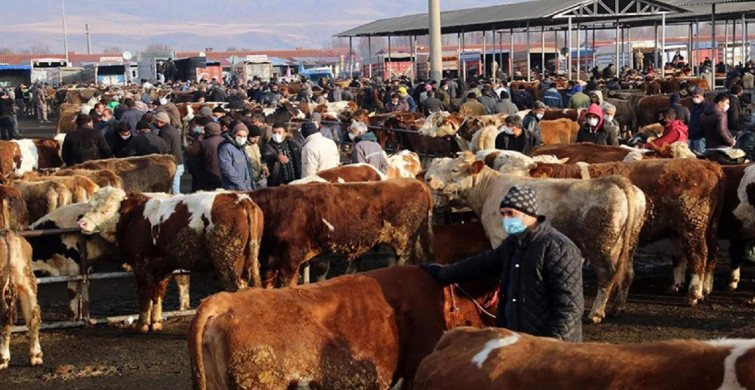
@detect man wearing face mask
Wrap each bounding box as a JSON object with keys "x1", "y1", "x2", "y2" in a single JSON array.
[
  {"x1": 576, "y1": 104, "x2": 618, "y2": 146},
  {"x1": 300, "y1": 120, "x2": 339, "y2": 178},
  {"x1": 108, "y1": 120, "x2": 137, "y2": 158},
  {"x1": 218, "y1": 124, "x2": 254, "y2": 191},
  {"x1": 242, "y1": 124, "x2": 269, "y2": 187},
  {"x1": 522, "y1": 101, "x2": 546, "y2": 140},
  {"x1": 262, "y1": 123, "x2": 302, "y2": 187},
  {"x1": 688, "y1": 87, "x2": 708, "y2": 153},
  {"x1": 155, "y1": 112, "x2": 184, "y2": 194},
  {"x1": 349, "y1": 122, "x2": 388, "y2": 173},
  {"x1": 132, "y1": 120, "x2": 170, "y2": 156},
  {"x1": 420, "y1": 185, "x2": 584, "y2": 342},
  {"x1": 645, "y1": 108, "x2": 688, "y2": 149},
  {"x1": 700, "y1": 93, "x2": 734, "y2": 149},
  {"x1": 495, "y1": 115, "x2": 542, "y2": 155}
]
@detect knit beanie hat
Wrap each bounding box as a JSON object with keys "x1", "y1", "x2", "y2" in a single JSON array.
[
  {"x1": 232, "y1": 123, "x2": 248, "y2": 135},
  {"x1": 301, "y1": 121, "x2": 319, "y2": 138},
  {"x1": 198, "y1": 106, "x2": 213, "y2": 117},
  {"x1": 205, "y1": 122, "x2": 221, "y2": 135},
  {"x1": 500, "y1": 185, "x2": 539, "y2": 217}
]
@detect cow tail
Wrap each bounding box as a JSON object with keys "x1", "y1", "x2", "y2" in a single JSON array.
[
  {"x1": 419, "y1": 184, "x2": 436, "y2": 263},
  {"x1": 611, "y1": 177, "x2": 642, "y2": 290},
  {"x1": 0, "y1": 232, "x2": 18, "y2": 325},
  {"x1": 246, "y1": 202, "x2": 262, "y2": 288},
  {"x1": 188, "y1": 303, "x2": 217, "y2": 390}
]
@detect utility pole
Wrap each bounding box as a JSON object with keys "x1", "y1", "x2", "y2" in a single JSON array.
[
  {"x1": 85, "y1": 24, "x2": 92, "y2": 55},
  {"x1": 61, "y1": 0, "x2": 69, "y2": 62},
  {"x1": 428, "y1": 0, "x2": 443, "y2": 82}
]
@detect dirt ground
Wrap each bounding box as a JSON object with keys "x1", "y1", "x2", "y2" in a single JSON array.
[{"x1": 5, "y1": 119, "x2": 755, "y2": 389}]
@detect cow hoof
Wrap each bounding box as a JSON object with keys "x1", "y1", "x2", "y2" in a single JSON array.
[
  {"x1": 687, "y1": 298, "x2": 699, "y2": 307},
  {"x1": 728, "y1": 282, "x2": 739, "y2": 291},
  {"x1": 30, "y1": 353, "x2": 43, "y2": 367},
  {"x1": 0, "y1": 358, "x2": 8, "y2": 371},
  {"x1": 665, "y1": 285, "x2": 681, "y2": 294},
  {"x1": 150, "y1": 323, "x2": 163, "y2": 332},
  {"x1": 585, "y1": 313, "x2": 604, "y2": 324},
  {"x1": 748, "y1": 297, "x2": 755, "y2": 305},
  {"x1": 138, "y1": 324, "x2": 150, "y2": 334}
]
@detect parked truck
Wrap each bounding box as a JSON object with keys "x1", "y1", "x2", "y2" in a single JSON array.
[{"x1": 233, "y1": 55, "x2": 273, "y2": 83}]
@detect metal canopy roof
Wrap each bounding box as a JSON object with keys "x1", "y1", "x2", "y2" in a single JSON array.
[
  {"x1": 618, "y1": 0, "x2": 755, "y2": 27},
  {"x1": 335, "y1": 0, "x2": 688, "y2": 37}
]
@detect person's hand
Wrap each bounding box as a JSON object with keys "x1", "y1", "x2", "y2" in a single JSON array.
[
  {"x1": 420, "y1": 263, "x2": 444, "y2": 282},
  {"x1": 278, "y1": 155, "x2": 289, "y2": 164},
  {"x1": 262, "y1": 167, "x2": 270, "y2": 177}
]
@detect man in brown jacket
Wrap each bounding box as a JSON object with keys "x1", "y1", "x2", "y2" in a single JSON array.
[{"x1": 460, "y1": 91, "x2": 487, "y2": 116}]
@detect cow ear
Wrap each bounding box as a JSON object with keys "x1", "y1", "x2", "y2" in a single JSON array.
[
  {"x1": 470, "y1": 161, "x2": 485, "y2": 174},
  {"x1": 558, "y1": 157, "x2": 569, "y2": 164}
]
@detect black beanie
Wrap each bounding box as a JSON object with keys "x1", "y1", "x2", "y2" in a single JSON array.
[
  {"x1": 500, "y1": 185, "x2": 539, "y2": 217},
  {"x1": 301, "y1": 121, "x2": 319, "y2": 138}
]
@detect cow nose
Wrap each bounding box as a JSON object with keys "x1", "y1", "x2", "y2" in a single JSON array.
[{"x1": 77, "y1": 219, "x2": 90, "y2": 233}]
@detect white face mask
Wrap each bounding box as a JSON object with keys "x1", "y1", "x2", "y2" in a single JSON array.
[
  {"x1": 348, "y1": 133, "x2": 358, "y2": 141},
  {"x1": 120, "y1": 133, "x2": 131, "y2": 140},
  {"x1": 502, "y1": 126, "x2": 514, "y2": 135},
  {"x1": 193, "y1": 126, "x2": 203, "y2": 134},
  {"x1": 587, "y1": 118, "x2": 599, "y2": 127},
  {"x1": 272, "y1": 133, "x2": 285, "y2": 143},
  {"x1": 692, "y1": 97, "x2": 704, "y2": 104},
  {"x1": 235, "y1": 136, "x2": 247, "y2": 146},
  {"x1": 604, "y1": 115, "x2": 614, "y2": 123},
  {"x1": 536, "y1": 113, "x2": 544, "y2": 120},
  {"x1": 723, "y1": 103, "x2": 730, "y2": 112}
]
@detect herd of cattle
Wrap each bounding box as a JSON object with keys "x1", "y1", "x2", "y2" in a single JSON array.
[{"x1": 2, "y1": 78, "x2": 755, "y2": 389}]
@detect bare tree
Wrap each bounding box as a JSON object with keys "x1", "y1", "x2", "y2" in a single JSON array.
[
  {"x1": 102, "y1": 46, "x2": 123, "y2": 54},
  {"x1": 21, "y1": 44, "x2": 51, "y2": 54},
  {"x1": 0, "y1": 48, "x2": 12, "y2": 55},
  {"x1": 145, "y1": 43, "x2": 172, "y2": 52}
]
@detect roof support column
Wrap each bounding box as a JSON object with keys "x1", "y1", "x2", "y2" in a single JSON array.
[
  {"x1": 410, "y1": 35, "x2": 416, "y2": 81},
  {"x1": 462, "y1": 30, "x2": 467, "y2": 83},
  {"x1": 576, "y1": 24, "x2": 581, "y2": 81},
  {"x1": 510, "y1": 28, "x2": 514, "y2": 80},
  {"x1": 653, "y1": 22, "x2": 658, "y2": 71},
  {"x1": 616, "y1": 22, "x2": 621, "y2": 71},
  {"x1": 457, "y1": 32, "x2": 461, "y2": 79},
  {"x1": 388, "y1": 34, "x2": 392, "y2": 80},
  {"x1": 732, "y1": 18, "x2": 737, "y2": 66},
  {"x1": 482, "y1": 31, "x2": 487, "y2": 77},
  {"x1": 620, "y1": 26, "x2": 624, "y2": 70},
  {"x1": 349, "y1": 36, "x2": 353, "y2": 78},
  {"x1": 688, "y1": 23, "x2": 693, "y2": 72},
  {"x1": 526, "y1": 22, "x2": 531, "y2": 82},
  {"x1": 661, "y1": 12, "x2": 666, "y2": 78},
  {"x1": 541, "y1": 25, "x2": 546, "y2": 78},
  {"x1": 568, "y1": 17, "x2": 572, "y2": 80},
  {"x1": 695, "y1": 20, "x2": 700, "y2": 77},
  {"x1": 592, "y1": 27, "x2": 596, "y2": 69},
  {"x1": 554, "y1": 29, "x2": 559, "y2": 73},
  {"x1": 711, "y1": 4, "x2": 716, "y2": 73},
  {"x1": 626, "y1": 27, "x2": 631, "y2": 70},
  {"x1": 368, "y1": 35, "x2": 373, "y2": 79},
  {"x1": 428, "y1": 0, "x2": 442, "y2": 82},
  {"x1": 724, "y1": 19, "x2": 729, "y2": 69},
  {"x1": 744, "y1": 14, "x2": 748, "y2": 63},
  {"x1": 492, "y1": 27, "x2": 497, "y2": 83}
]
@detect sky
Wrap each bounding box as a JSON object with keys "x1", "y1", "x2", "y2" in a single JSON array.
[{"x1": 2, "y1": 0, "x2": 502, "y2": 53}]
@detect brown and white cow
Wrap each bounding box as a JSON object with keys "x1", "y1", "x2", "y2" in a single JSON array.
[
  {"x1": 18, "y1": 173, "x2": 99, "y2": 203},
  {"x1": 189, "y1": 266, "x2": 498, "y2": 390},
  {"x1": 531, "y1": 143, "x2": 641, "y2": 163},
  {"x1": 72, "y1": 155, "x2": 177, "y2": 193},
  {"x1": 0, "y1": 230, "x2": 43, "y2": 370},
  {"x1": 10, "y1": 180, "x2": 73, "y2": 222},
  {"x1": 77, "y1": 188, "x2": 263, "y2": 332},
  {"x1": 0, "y1": 139, "x2": 65, "y2": 178},
  {"x1": 425, "y1": 153, "x2": 646, "y2": 323},
  {"x1": 0, "y1": 185, "x2": 28, "y2": 231},
  {"x1": 53, "y1": 168, "x2": 123, "y2": 189},
  {"x1": 386, "y1": 150, "x2": 423, "y2": 179},
  {"x1": 415, "y1": 326, "x2": 755, "y2": 390},
  {"x1": 247, "y1": 179, "x2": 435, "y2": 287},
  {"x1": 289, "y1": 163, "x2": 385, "y2": 184}
]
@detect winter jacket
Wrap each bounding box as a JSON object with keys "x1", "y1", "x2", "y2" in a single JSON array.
[
  {"x1": 195, "y1": 134, "x2": 224, "y2": 190},
  {"x1": 121, "y1": 109, "x2": 144, "y2": 133},
  {"x1": 735, "y1": 129, "x2": 755, "y2": 161},
  {"x1": 543, "y1": 88, "x2": 564, "y2": 108},
  {"x1": 477, "y1": 94, "x2": 498, "y2": 115},
  {"x1": 511, "y1": 90, "x2": 534, "y2": 110},
  {"x1": 262, "y1": 138, "x2": 302, "y2": 187},
  {"x1": 688, "y1": 102, "x2": 707, "y2": 140},
  {"x1": 157, "y1": 124, "x2": 184, "y2": 164},
  {"x1": 352, "y1": 132, "x2": 388, "y2": 174},
  {"x1": 576, "y1": 104, "x2": 618, "y2": 146},
  {"x1": 156, "y1": 103, "x2": 182, "y2": 128},
  {"x1": 244, "y1": 142, "x2": 266, "y2": 182},
  {"x1": 460, "y1": 99, "x2": 487, "y2": 116},
  {"x1": 494, "y1": 130, "x2": 543, "y2": 155},
  {"x1": 728, "y1": 94, "x2": 744, "y2": 133},
  {"x1": 701, "y1": 104, "x2": 734, "y2": 148},
  {"x1": 384, "y1": 101, "x2": 409, "y2": 113},
  {"x1": 670, "y1": 103, "x2": 691, "y2": 125},
  {"x1": 422, "y1": 97, "x2": 446, "y2": 115},
  {"x1": 132, "y1": 132, "x2": 170, "y2": 156},
  {"x1": 646, "y1": 119, "x2": 689, "y2": 148},
  {"x1": 61, "y1": 125, "x2": 113, "y2": 166},
  {"x1": 522, "y1": 112, "x2": 542, "y2": 139},
  {"x1": 494, "y1": 99, "x2": 519, "y2": 116},
  {"x1": 301, "y1": 132, "x2": 340, "y2": 177},
  {"x1": 218, "y1": 140, "x2": 254, "y2": 191},
  {"x1": 108, "y1": 132, "x2": 136, "y2": 158},
  {"x1": 400, "y1": 95, "x2": 417, "y2": 112},
  {"x1": 566, "y1": 92, "x2": 591, "y2": 109},
  {"x1": 436, "y1": 218, "x2": 584, "y2": 342}
]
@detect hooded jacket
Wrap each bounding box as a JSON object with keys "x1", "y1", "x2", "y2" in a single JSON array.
[
  {"x1": 646, "y1": 119, "x2": 689, "y2": 148},
  {"x1": 669, "y1": 93, "x2": 691, "y2": 125},
  {"x1": 352, "y1": 132, "x2": 389, "y2": 174},
  {"x1": 435, "y1": 218, "x2": 584, "y2": 342},
  {"x1": 576, "y1": 104, "x2": 618, "y2": 146},
  {"x1": 301, "y1": 132, "x2": 340, "y2": 178},
  {"x1": 700, "y1": 103, "x2": 734, "y2": 148},
  {"x1": 543, "y1": 88, "x2": 564, "y2": 108},
  {"x1": 218, "y1": 138, "x2": 254, "y2": 191}
]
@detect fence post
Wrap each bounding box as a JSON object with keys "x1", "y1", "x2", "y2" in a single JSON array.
[{"x1": 77, "y1": 234, "x2": 90, "y2": 324}]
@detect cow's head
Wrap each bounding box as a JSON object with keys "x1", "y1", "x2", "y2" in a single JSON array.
[
  {"x1": 77, "y1": 186, "x2": 127, "y2": 242},
  {"x1": 386, "y1": 150, "x2": 422, "y2": 179},
  {"x1": 477, "y1": 150, "x2": 538, "y2": 176},
  {"x1": 419, "y1": 111, "x2": 460, "y2": 137},
  {"x1": 425, "y1": 152, "x2": 486, "y2": 201}
]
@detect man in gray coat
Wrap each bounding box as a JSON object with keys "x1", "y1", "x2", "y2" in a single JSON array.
[
  {"x1": 349, "y1": 122, "x2": 388, "y2": 174},
  {"x1": 155, "y1": 112, "x2": 184, "y2": 194},
  {"x1": 494, "y1": 91, "x2": 519, "y2": 115}
]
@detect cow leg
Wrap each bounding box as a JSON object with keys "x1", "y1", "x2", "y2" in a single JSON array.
[
  {"x1": 609, "y1": 267, "x2": 635, "y2": 317},
  {"x1": 668, "y1": 239, "x2": 688, "y2": 294},
  {"x1": 175, "y1": 274, "x2": 191, "y2": 311},
  {"x1": 587, "y1": 268, "x2": 614, "y2": 324},
  {"x1": 0, "y1": 300, "x2": 12, "y2": 370},
  {"x1": 66, "y1": 281, "x2": 80, "y2": 321},
  {"x1": 681, "y1": 233, "x2": 707, "y2": 306},
  {"x1": 17, "y1": 284, "x2": 42, "y2": 367},
  {"x1": 310, "y1": 260, "x2": 330, "y2": 283},
  {"x1": 150, "y1": 276, "x2": 171, "y2": 332},
  {"x1": 345, "y1": 258, "x2": 361, "y2": 274},
  {"x1": 703, "y1": 233, "x2": 720, "y2": 296},
  {"x1": 728, "y1": 240, "x2": 747, "y2": 291},
  {"x1": 135, "y1": 274, "x2": 154, "y2": 333}
]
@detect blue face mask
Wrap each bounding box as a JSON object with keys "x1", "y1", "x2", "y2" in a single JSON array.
[{"x1": 502, "y1": 217, "x2": 527, "y2": 236}]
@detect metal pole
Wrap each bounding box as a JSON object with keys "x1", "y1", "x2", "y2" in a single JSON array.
[
  {"x1": 689, "y1": 23, "x2": 693, "y2": 71},
  {"x1": 568, "y1": 17, "x2": 573, "y2": 79},
  {"x1": 428, "y1": 0, "x2": 443, "y2": 82},
  {"x1": 61, "y1": 0, "x2": 69, "y2": 63},
  {"x1": 711, "y1": 4, "x2": 716, "y2": 73},
  {"x1": 616, "y1": 22, "x2": 620, "y2": 70},
  {"x1": 388, "y1": 34, "x2": 392, "y2": 80},
  {"x1": 554, "y1": 29, "x2": 559, "y2": 73},
  {"x1": 576, "y1": 24, "x2": 581, "y2": 81},
  {"x1": 654, "y1": 22, "x2": 658, "y2": 70},
  {"x1": 482, "y1": 31, "x2": 487, "y2": 77},
  {"x1": 696, "y1": 20, "x2": 701, "y2": 77},
  {"x1": 620, "y1": 26, "x2": 624, "y2": 69},
  {"x1": 510, "y1": 28, "x2": 514, "y2": 79},
  {"x1": 743, "y1": 14, "x2": 747, "y2": 64},
  {"x1": 85, "y1": 24, "x2": 92, "y2": 55},
  {"x1": 732, "y1": 19, "x2": 737, "y2": 66},
  {"x1": 627, "y1": 27, "x2": 631, "y2": 69},
  {"x1": 724, "y1": 19, "x2": 729, "y2": 69},
  {"x1": 592, "y1": 27, "x2": 596, "y2": 68},
  {"x1": 541, "y1": 25, "x2": 546, "y2": 78},
  {"x1": 461, "y1": 30, "x2": 467, "y2": 82},
  {"x1": 349, "y1": 37, "x2": 353, "y2": 78},
  {"x1": 457, "y1": 32, "x2": 461, "y2": 79},
  {"x1": 368, "y1": 35, "x2": 373, "y2": 79},
  {"x1": 410, "y1": 35, "x2": 415, "y2": 82},
  {"x1": 662, "y1": 13, "x2": 666, "y2": 78},
  {"x1": 526, "y1": 21, "x2": 531, "y2": 82},
  {"x1": 492, "y1": 27, "x2": 497, "y2": 82}
]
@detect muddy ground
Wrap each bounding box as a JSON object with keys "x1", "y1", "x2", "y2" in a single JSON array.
[{"x1": 5, "y1": 119, "x2": 755, "y2": 389}]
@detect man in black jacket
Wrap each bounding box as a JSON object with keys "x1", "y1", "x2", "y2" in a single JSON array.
[
  {"x1": 421, "y1": 185, "x2": 584, "y2": 342},
  {"x1": 132, "y1": 120, "x2": 170, "y2": 156},
  {"x1": 494, "y1": 115, "x2": 543, "y2": 155},
  {"x1": 155, "y1": 112, "x2": 184, "y2": 194},
  {"x1": 61, "y1": 114, "x2": 113, "y2": 166}
]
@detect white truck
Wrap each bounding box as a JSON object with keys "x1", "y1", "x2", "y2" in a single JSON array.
[{"x1": 233, "y1": 55, "x2": 273, "y2": 83}]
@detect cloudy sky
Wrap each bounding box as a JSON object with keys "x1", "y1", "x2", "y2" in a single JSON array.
[{"x1": 3, "y1": 0, "x2": 501, "y2": 53}]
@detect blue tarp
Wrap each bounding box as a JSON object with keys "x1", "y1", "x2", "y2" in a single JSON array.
[
  {"x1": 269, "y1": 57, "x2": 290, "y2": 66},
  {"x1": 0, "y1": 65, "x2": 31, "y2": 71}
]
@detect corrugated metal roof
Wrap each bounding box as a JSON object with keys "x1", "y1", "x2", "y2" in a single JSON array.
[
  {"x1": 621, "y1": 0, "x2": 755, "y2": 26},
  {"x1": 335, "y1": 0, "x2": 688, "y2": 37},
  {"x1": 677, "y1": 0, "x2": 753, "y2": 5}
]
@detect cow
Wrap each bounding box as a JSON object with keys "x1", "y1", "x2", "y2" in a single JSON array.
[
  {"x1": 425, "y1": 152, "x2": 646, "y2": 323},
  {"x1": 636, "y1": 95, "x2": 693, "y2": 127},
  {"x1": 0, "y1": 142, "x2": 21, "y2": 180},
  {"x1": 527, "y1": 159, "x2": 725, "y2": 303},
  {"x1": 247, "y1": 179, "x2": 435, "y2": 287},
  {"x1": 71, "y1": 155, "x2": 177, "y2": 192},
  {"x1": 189, "y1": 266, "x2": 499, "y2": 390},
  {"x1": 475, "y1": 150, "x2": 568, "y2": 174},
  {"x1": 53, "y1": 168, "x2": 123, "y2": 188},
  {"x1": 0, "y1": 185, "x2": 28, "y2": 230},
  {"x1": 0, "y1": 139, "x2": 65, "y2": 177},
  {"x1": 290, "y1": 164, "x2": 385, "y2": 184},
  {"x1": 386, "y1": 150, "x2": 423, "y2": 179},
  {"x1": 418, "y1": 111, "x2": 467, "y2": 138},
  {"x1": 18, "y1": 174, "x2": 99, "y2": 203},
  {"x1": 414, "y1": 326, "x2": 755, "y2": 390},
  {"x1": 717, "y1": 165, "x2": 755, "y2": 293},
  {"x1": 540, "y1": 118, "x2": 580, "y2": 144},
  {"x1": 299, "y1": 101, "x2": 358, "y2": 118},
  {"x1": 0, "y1": 230, "x2": 43, "y2": 370},
  {"x1": 10, "y1": 180, "x2": 73, "y2": 222},
  {"x1": 433, "y1": 222, "x2": 491, "y2": 265},
  {"x1": 77, "y1": 188, "x2": 264, "y2": 332},
  {"x1": 468, "y1": 125, "x2": 500, "y2": 153},
  {"x1": 605, "y1": 97, "x2": 639, "y2": 134},
  {"x1": 531, "y1": 143, "x2": 638, "y2": 163}
]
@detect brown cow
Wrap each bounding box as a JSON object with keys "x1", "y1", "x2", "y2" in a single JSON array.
[
  {"x1": 414, "y1": 326, "x2": 755, "y2": 390},
  {"x1": 531, "y1": 143, "x2": 637, "y2": 163},
  {"x1": 247, "y1": 179, "x2": 435, "y2": 287},
  {"x1": 0, "y1": 230, "x2": 43, "y2": 370},
  {"x1": 53, "y1": 168, "x2": 123, "y2": 188},
  {"x1": 529, "y1": 160, "x2": 725, "y2": 303},
  {"x1": 78, "y1": 188, "x2": 264, "y2": 333},
  {"x1": 540, "y1": 118, "x2": 579, "y2": 144},
  {"x1": 189, "y1": 266, "x2": 498, "y2": 390},
  {"x1": 433, "y1": 222, "x2": 491, "y2": 265},
  {"x1": 0, "y1": 142, "x2": 22, "y2": 179},
  {"x1": 289, "y1": 164, "x2": 385, "y2": 184},
  {"x1": 0, "y1": 139, "x2": 65, "y2": 178},
  {"x1": 637, "y1": 95, "x2": 693, "y2": 127},
  {"x1": 0, "y1": 185, "x2": 28, "y2": 230},
  {"x1": 10, "y1": 180, "x2": 73, "y2": 222},
  {"x1": 18, "y1": 173, "x2": 99, "y2": 203},
  {"x1": 71, "y1": 155, "x2": 176, "y2": 192}
]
